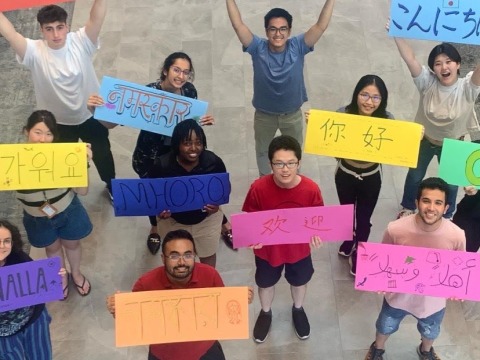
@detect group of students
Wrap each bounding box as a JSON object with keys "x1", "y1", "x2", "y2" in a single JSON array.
[{"x1": 1, "y1": 0, "x2": 480, "y2": 359}]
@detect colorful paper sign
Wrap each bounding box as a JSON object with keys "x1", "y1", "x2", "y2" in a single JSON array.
[
  {"x1": 0, "y1": 0, "x2": 74, "y2": 12},
  {"x1": 0, "y1": 257, "x2": 63, "y2": 312},
  {"x1": 0, "y1": 143, "x2": 88, "y2": 190},
  {"x1": 111, "y1": 173, "x2": 231, "y2": 216},
  {"x1": 304, "y1": 110, "x2": 422, "y2": 167},
  {"x1": 355, "y1": 242, "x2": 480, "y2": 300},
  {"x1": 115, "y1": 287, "x2": 249, "y2": 347},
  {"x1": 231, "y1": 204, "x2": 354, "y2": 248},
  {"x1": 389, "y1": 0, "x2": 480, "y2": 45},
  {"x1": 438, "y1": 138, "x2": 480, "y2": 187},
  {"x1": 95, "y1": 76, "x2": 208, "y2": 136}
]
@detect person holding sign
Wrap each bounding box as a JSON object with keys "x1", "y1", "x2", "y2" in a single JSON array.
[
  {"x1": 365, "y1": 178, "x2": 465, "y2": 360},
  {"x1": 147, "y1": 120, "x2": 229, "y2": 268},
  {"x1": 106, "y1": 229, "x2": 254, "y2": 360},
  {"x1": 0, "y1": 219, "x2": 66, "y2": 360},
  {"x1": 241, "y1": 135, "x2": 324, "y2": 343},
  {"x1": 453, "y1": 186, "x2": 480, "y2": 253},
  {"x1": 226, "y1": 0, "x2": 336, "y2": 176},
  {"x1": 16, "y1": 110, "x2": 92, "y2": 299}
]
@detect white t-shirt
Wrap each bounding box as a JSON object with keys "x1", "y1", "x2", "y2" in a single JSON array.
[
  {"x1": 18, "y1": 27, "x2": 99, "y2": 126},
  {"x1": 413, "y1": 66, "x2": 480, "y2": 142}
]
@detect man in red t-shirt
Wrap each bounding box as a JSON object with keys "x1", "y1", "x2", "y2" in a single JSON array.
[{"x1": 242, "y1": 135, "x2": 324, "y2": 343}]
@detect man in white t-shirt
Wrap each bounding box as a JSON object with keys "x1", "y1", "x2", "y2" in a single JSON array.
[{"x1": 0, "y1": 2, "x2": 115, "y2": 197}]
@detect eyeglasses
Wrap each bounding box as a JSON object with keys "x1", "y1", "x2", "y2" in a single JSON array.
[
  {"x1": 271, "y1": 161, "x2": 299, "y2": 169},
  {"x1": 0, "y1": 239, "x2": 12, "y2": 247},
  {"x1": 267, "y1": 26, "x2": 289, "y2": 35},
  {"x1": 171, "y1": 66, "x2": 192, "y2": 79},
  {"x1": 165, "y1": 253, "x2": 196, "y2": 261},
  {"x1": 359, "y1": 93, "x2": 382, "y2": 104}
]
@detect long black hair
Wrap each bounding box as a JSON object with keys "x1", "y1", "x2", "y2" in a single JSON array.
[{"x1": 345, "y1": 75, "x2": 389, "y2": 118}]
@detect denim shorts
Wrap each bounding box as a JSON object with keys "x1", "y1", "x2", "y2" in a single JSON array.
[
  {"x1": 255, "y1": 255, "x2": 314, "y2": 288},
  {"x1": 375, "y1": 299, "x2": 445, "y2": 340},
  {"x1": 23, "y1": 196, "x2": 92, "y2": 248}
]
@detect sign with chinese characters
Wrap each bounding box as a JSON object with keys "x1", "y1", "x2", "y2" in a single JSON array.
[
  {"x1": 115, "y1": 287, "x2": 249, "y2": 347},
  {"x1": 304, "y1": 110, "x2": 422, "y2": 167},
  {"x1": 439, "y1": 138, "x2": 480, "y2": 187},
  {"x1": 389, "y1": 0, "x2": 480, "y2": 45},
  {"x1": 355, "y1": 242, "x2": 480, "y2": 300},
  {"x1": 231, "y1": 204, "x2": 354, "y2": 248},
  {"x1": 0, "y1": 143, "x2": 88, "y2": 190},
  {"x1": 0, "y1": 257, "x2": 63, "y2": 312},
  {"x1": 0, "y1": 0, "x2": 74, "y2": 12},
  {"x1": 111, "y1": 173, "x2": 231, "y2": 216},
  {"x1": 95, "y1": 76, "x2": 208, "y2": 136}
]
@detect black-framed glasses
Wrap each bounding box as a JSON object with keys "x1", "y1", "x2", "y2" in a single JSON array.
[
  {"x1": 359, "y1": 93, "x2": 382, "y2": 104},
  {"x1": 165, "y1": 253, "x2": 196, "y2": 261},
  {"x1": 267, "y1": 26, "x2": 289, "y2": 35},
  {"x1": 271, "y1": 161, "x2": 299, "y2": 169}
]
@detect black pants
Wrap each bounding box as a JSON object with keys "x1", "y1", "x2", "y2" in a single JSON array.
[
  {"x1": 453, "y1": 214, "x2": 480, "y2": 252},
  {"x1": 57, "y1": 117, "x2": 115, "y2": 190},
  {"x1": 148, "y1": 341, "x2": 225, "y2": 360}
]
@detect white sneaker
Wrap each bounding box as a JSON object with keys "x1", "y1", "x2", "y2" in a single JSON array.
[{"x1": 397, "y1": 208, "x2": 415, "y2": 219}]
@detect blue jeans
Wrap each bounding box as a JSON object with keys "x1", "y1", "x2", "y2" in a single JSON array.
[{"x1": 400, "y1": 138, "x2": 458, "y2": 218}]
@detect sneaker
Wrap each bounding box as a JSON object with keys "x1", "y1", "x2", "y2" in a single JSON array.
[
  {"x1": 253, "y1": 310, "x2": 272, "y2": 343},
  {"x1": 147, "y1": 233, "x2": 161, "y2": 255},
  {"x1": 221, "y1": 230, "x2": 237, "y2": 251},
  {"x1": 417, "y1": 344, "x2": 441, "y2": 360},
  {"x1": 338, "y1": 241, "x2": 355, "y2": 257},
  {"x1": 106, "y1": 186, "x2": 114, "y2": 203},
  {"x1": 397, "y1": 208, "x2": 415, "y2": 219},
  {"x1": 292, "y1": 306, "x2": 310, "y2": 340},
  {"x1": 349, "y1": 250, "x2": 357, "y2": 276},
  {"x1": 365, "y1": 342, "x2": 385, "y2": 360}
]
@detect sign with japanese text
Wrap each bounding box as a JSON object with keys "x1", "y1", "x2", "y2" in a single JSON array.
[
  {"x1": 0, "y1": 143, "x2": 88, "y2": 190},
  {"x1": 389, "y1": 0, "x2": 480, "y2": 45},
  {"x1": 0, "y1": 0, "x2": 74, "y2": 12},
  {"x1": 111, "y1": 173, "x2": 231, "y2": 216},
  {"x1": 304, "y1": 110, "x2": 422, "y2": 167},
  {"x1": 95, "y1": 76, "x2": 208, "y2": 136},
  {"x1": 439, "y1": 138, "x2": 480, "y2": 187},
  {"x1": 231, "y1": 204, "x2": 354, "y2": 248},
  {"x1": 115, "y1": 287, "x2": 249, "y2": 347},
  {"x1": 355, "y1": 242, "x2": 479, "y2": 300}
]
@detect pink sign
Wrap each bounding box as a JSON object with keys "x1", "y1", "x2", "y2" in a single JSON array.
[
  {"x1": 355, "y1": 242, "x2": 479, "y2": 301},
  {"x1": 0, "y1": 1, "x2": 74, "y2": 12},
  {"x1": 231, "y1": 204, "x2": 354, "y2": 248}
]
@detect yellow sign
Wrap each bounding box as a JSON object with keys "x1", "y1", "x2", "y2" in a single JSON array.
[
  {"x1": 0, "y1": 143, "x2": 88, "y2": 190},
  {"x1": 115, "y1": 287, "x2": 249, "y2": 347},
  {"x1": 304, "y1": 110, "x2": 423, "y2": 167}
]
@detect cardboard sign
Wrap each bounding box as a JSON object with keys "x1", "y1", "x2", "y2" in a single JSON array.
[
  {"x1": 112, "y1": 173, "x2": 231, "y2": 216},
  {"x1": 389, "y1": 0, "x2": 480, "y2": 45},
  {"x1": 0, "y1": 143, "x2": 88, "y2": 190},
  {"x1": 231, "y1": 205, "x2": 354, "y2": 248},
  {"x1": 0, "y1": 257, "x2": 63, "y2": 312},
  {"x1": 438, "y1": 138, "x2": 480, "y2": 187},
  {"x1": 355, "y1": 242, "x2": 480, "y2": 300},
  {"x1": 0, "y1": 0, "x2": 74, "y2": 12},
  {"x1": 95, "y1": 76, "x2": 208, "y2": 136},
  {"x1": 115, "y1": 287, "x2": 249, "y2": 347},
  {"x1": 304, "y1": 110, "x2": 422, "y2": 167}
]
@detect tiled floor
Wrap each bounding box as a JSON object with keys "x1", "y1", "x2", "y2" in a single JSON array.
[{"x1": 2, "y1": 0, "x2": 480, "y2": 359}]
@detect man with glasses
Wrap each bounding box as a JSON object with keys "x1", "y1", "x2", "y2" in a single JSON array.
[
  {"x1": 241, "y1": 135, "x2": 324, "y2": 343},
  {"x1": 226, "y1": 0, "x2": 336, "y2": 176}
]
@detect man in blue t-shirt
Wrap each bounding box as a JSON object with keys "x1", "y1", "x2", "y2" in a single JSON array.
[{"x1": 226, "y1": 0, "x2": 336, "y2": 176}]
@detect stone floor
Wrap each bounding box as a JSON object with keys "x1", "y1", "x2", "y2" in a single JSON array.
[{"x1": 1, "y1": 0, "x2": 480, "y2": 359}]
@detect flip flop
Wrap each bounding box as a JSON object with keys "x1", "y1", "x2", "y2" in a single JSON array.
[
  {"x1": 72, "y1": 275, "x2": 91, "y2": 297},
  {"x1": 61, "y1": 273, "x2": 70, "y2": 301}
]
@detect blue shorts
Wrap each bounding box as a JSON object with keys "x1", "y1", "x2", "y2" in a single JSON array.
[
  {"x1": 255, "y1": 255, "x2": 314, "y2": 288},
  {"x1": 23, "y1": 196, "x2": 92, "y2": 248},
  {"x1": 375, "y1": 299, "x2": 445, "y2": 340}
]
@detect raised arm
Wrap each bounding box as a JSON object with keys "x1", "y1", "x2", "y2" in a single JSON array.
[
  {"x1": 226, "y1": 0, "x2": 253, "y2": 48},
  {"x1": 393, "y1": 37, "x2": 422, "y2": 77},
  {"x1": 304, "y1": 0, "x2": 335, "y2": 47},
  {"x1": 85, "y1": 0, "x2": 107, "y2": 45},
  {"x1": 0, "y1": 12, "x2": 27, "y2": 59}
]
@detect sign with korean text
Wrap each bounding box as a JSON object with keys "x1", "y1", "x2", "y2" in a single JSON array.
[
  {"x1": 95, "y1": 76, "x2": 208, "y2": 136},
  {"x1": 389, "y1": 0, "x2": 480, "y2": 45},
  {"x1": 0, "y1": 257, "x2": 63, "y2": 312},
  {"x1": 439, "y1": 138, "x2": 480, "y2": 187},
  {"x1": 0, "y1": 143, "x2": 88, "y2": 190},
  {"x1": 304, "y1": 110, "x2": 422, "y2": 167},
  {"x1": 111, "y1": 173, "x2": 231, "y2": 216},
  {"x1": 231, "y1": 204, "x2": 354, "y2": 248},
  {"x1": 0, "y1": 0, "x2": 74, "y2": 12},
  {"x1": 115, "y1": 287, "x2": 249, "y2": 347},
  {"x1": 355, "y1": 242, "x2": 480, "y2": 300}
]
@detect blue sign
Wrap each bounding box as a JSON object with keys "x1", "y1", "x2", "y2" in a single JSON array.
[
  {"x1": 112, "y1": 173, "x2": 231, "y2": 216},
  {"x1": 95, "y1": 76, "x2": 208, "y2": 136},
  {"x1": 390, "y1": 0, "x2": 480, "y2": 45}
]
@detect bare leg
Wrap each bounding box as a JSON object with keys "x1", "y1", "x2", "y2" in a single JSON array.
[
  {"x1": 258, "y1": 286, "x2": 275, "y2": 312},
  {"x1": 199, "y1": 254, "x2": 216, "y2": 268},
  {"x1": 290, "y1": 284, "x2": 307, "y2": 308},
  {"x1": 420, "y1": 337, "x2": 434, "y2": 352},
  {"x1": 374, "y1": 332, "x2": 390, "y2": 349},
  {"x1": 61, "y1": 239, "x2": 90, "y2": 294},
  {"x1": 45, "y1": 239, "x2": 67, "y2": 290}
]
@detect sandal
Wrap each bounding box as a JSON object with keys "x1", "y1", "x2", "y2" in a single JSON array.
[
  {"x1": 72, "y1": 274, "x2": 91, "y2": 297},
  {"x1": 61, "y1": 273, "x2": 70, "y2": 301},
  {"x1": 221, "y1": 230, "x2": 237, "y2": 251},
  {"x1": 147, "y1": 233, "x2": 161, "y2": 255}
]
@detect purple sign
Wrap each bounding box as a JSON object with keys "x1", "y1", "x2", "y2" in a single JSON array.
[{"x1": 0, "y1": 257, "x2": 63, "y2": 312}]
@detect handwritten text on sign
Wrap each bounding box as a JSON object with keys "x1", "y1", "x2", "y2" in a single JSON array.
[
  {"x1": 389, "y1": 0, "x2": 480, "y2": 46},
  {"x1": 304, "y1": 110, "x2": 422, "y2": 167},
  {"x1": 438, "y1": 138, "x2": 480, "y2": 188},
  {"x1": 115, "y1": 287, "x2": 249, "y2": 347},
  {"x1": 0, "y1": 257, "x2": 63, "y2": 312},
  {"x1": 355, "y1": 242, "x2": 479, "y2": 300},
  {"x1": 112, "y1": 173, "x2": 231, "y2": 216},
  {"x1": 231, "y1": 204, "x2": 354, "y2": 248},
  {"x1": 0, "y1": 143, "x2": 88, "y2": 191},
  {"x1": 0, "y1": 0, "x2": 74, "y2": 12},
  {"x1": 95, "y1": 76, "x2": 208, "y2": 136}
]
